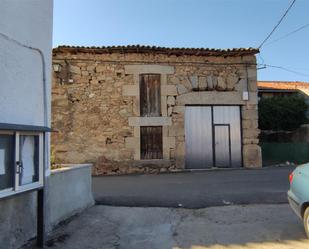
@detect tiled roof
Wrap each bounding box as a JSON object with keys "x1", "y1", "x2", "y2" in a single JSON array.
[
  {"x1": 258, "y1": 81, "x2": 309, "y2": 90},
  {"x1": 53, "y1": 45, "x2": 259, "y2": 57},
  {"x1": 258, "y1": 81, "x2": 309, "y2": 96}
]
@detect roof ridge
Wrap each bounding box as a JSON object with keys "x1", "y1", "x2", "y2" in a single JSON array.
[
  {"x1": 53, "y1": 45, "x2": 259, "y2": 57},
  {"x1": 258, "y1": 81, "x2": 309, "y2": 84},
  {"x1": 258, "y1": 81, "x2": 309, "y2": 90}
]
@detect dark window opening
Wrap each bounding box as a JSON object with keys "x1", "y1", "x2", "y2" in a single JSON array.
[
  {"x1": 0, "y1": 135, "x2": 14, "y2": 190},
  {"x1": 140, "y1": 74, "x2": 161, "y2": 117},
  {"x1": 141, "y1": 126, "x2": 163, "y2": 159}
]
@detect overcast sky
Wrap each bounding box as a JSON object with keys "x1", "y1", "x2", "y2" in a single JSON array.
[{"x1": 53, "y1": 0, "x2": 309, "y2": 82}]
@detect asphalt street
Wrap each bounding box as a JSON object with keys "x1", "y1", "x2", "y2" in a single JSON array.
[{"x1": 92, "y1": 166, "x2": 294, "y2": 208}]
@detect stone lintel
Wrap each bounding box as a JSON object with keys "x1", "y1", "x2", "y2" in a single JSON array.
[
  {"x1": 176, "y1": 91, "x2": 258, "y2": 106},
  {"x1": 128, "y1": 117, "x2": 172, "y2": 126},
  {"x1": 124, "y1": 64, "x2": 175, "y2": 74},
  {"x1": 161, "y1": 85, "x2": 177, "y2": 96}
]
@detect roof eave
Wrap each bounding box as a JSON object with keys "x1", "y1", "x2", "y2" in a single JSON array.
[{"x1": 53, "y1": 45, "x2": 259, "y2": 57}]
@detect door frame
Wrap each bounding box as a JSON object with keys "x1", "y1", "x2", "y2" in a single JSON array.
[
  {"x1": 213, "y1": 124, "x2": 232, "y2": 168},
  {"x1": 185, "y1": 104, "x2": 243, "y2": 169}
]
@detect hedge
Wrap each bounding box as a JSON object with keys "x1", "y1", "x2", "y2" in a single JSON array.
[{"x1": 258, "y1": 95, "x2": 307, "y2": 131}]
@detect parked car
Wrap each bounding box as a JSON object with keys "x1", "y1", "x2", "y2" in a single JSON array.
[{"x1": 288, "y1": 163, "x2": 309, "y2": 238}]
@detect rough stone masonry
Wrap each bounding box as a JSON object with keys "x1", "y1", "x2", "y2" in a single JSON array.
[{"x1": 52, "y1": 45, "x2": 262, "y2": 175}]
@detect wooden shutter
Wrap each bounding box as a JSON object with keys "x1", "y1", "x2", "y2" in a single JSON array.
[
  {"x1": 140, "y1": 126, "x2": 163, "y2": 159},
  {"x1": 140, "y1": 74, "x2": 161, "y2": 117}
]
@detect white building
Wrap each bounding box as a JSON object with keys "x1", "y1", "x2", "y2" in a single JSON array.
[{"x1": 0, "y1": 1, "x2": 53, "y2": 248}]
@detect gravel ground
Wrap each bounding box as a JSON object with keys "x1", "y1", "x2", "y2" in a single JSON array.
[{"x1": 22, "y1": 204, "x2": 308, "y2": 249}]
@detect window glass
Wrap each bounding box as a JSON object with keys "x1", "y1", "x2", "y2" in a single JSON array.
[
  {"x1": 19, "y1": 135, "x2": 39, "y2": 185},
  {"x1": 0, "y1": 135, "x2": 14, "y2": 190}
]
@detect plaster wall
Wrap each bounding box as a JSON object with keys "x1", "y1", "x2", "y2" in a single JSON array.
[
  {"x1": 0, "y1": 192, "x2": 37, "y2": 249},
  {"x1": 0, "y1": 0, "x2": 53, "y2": 176},
  {"x1": 0, "y1": 1, "x2": 53, "y2": 248},
  {"x1": 46, "y1": 164, "x2": 94, "y2": 231},
  {"x1": 0, "y1": 0, "x2": 53, "y2": 127},
  {"x1": 0, "y1": 164, "x2": 94, "y2": 249}
]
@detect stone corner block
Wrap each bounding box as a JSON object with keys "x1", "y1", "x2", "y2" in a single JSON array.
[
  {"x1": 163, "y1": 136, "x2": 176, "y2": 149},
  {"x1": 242, "y1": 109, "x2": 258, "y2": 120},
  {"x1": 243, "y1": 144, "x2": 262, "y2": 168}
]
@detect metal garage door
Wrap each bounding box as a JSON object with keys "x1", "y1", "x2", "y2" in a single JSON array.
[
  {"x1": 185, "y1": 106, "x2": 213, "y2": 169},
  {"x1": 185, "y1": 106, "x2": 242, "y2": 169}
]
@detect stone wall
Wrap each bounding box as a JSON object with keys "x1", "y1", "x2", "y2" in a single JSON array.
[{"x1": 52, "y1": 50, "x2": 261, "y2": 175}]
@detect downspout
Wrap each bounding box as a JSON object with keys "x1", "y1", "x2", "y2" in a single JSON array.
[
  {"x1": 0, "y1": 31, "x2": 50, "y2": 247},
  {"x1": 0, "y1": 32, "x2": 50, "y2": 173}
]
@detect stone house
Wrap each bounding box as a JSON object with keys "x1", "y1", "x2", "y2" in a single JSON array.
[
  {"x1": 52, "y1": 45, "x2": 262, "y2": 175},
  {"x1": 258, "y1": 81, "x2": 309, "y2": 118},
  {"x1": 258, "y1": 81, "x2": 309, "y2": 99}
]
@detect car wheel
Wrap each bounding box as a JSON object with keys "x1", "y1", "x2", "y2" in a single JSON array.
[{"x1": 304, "y1": 207, "x2": 309, "y2": 238}]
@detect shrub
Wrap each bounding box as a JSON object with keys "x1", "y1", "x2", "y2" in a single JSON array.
[{"x1": 258, "y1": 95, "x2": 307, "y2": 131}]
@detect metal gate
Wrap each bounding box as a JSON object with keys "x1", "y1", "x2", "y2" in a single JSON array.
[{"x1": 185, "y1": 106, "x2": 242, "y2": 169}]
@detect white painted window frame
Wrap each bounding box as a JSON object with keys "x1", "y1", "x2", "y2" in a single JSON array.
[{"x1": 0, "y1": 131, "x2": 44, "y2": 199}]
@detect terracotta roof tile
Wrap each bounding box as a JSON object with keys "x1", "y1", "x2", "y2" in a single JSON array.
[
  {"x1": 53, "y1": 45, "x2": 259, "y2": 57},
  {"x1": 258, "y1": 81, "x2": 309, "y2": 90}
]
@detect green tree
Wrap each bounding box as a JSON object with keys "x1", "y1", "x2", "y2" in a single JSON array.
[{"x1": 258, "y1": 95, "x2": 307, "y2": 131}]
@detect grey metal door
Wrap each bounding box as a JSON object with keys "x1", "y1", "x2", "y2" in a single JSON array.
[
  {"x1": 214, "y1": 125, "x2": 231, "y2": 168},
  {"x1": 185, "y1": 106, "x2": 213, "y2": 169},
  {"x1": 213, "y1": 106, "x2": 242, "y2": 167},
  {"x1": 185, "y1": 105, "x2": 242, "y2": 169}
]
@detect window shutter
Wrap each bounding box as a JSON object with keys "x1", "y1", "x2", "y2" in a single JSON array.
[
  {"x1": 140, "y1": 126, "x2": 163, "y2": 159},
  {"x1": 140, "y1": 74, "x2": 161, "y2": 117}
]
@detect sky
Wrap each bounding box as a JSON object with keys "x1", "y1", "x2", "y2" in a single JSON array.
[{"x1": 53, "y1": 0, "x2": 309, "y2": 82}]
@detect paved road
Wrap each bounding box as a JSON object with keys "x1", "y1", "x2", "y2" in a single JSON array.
[
  {"x1": 93, "y1": 166, "x2": 294, "y2": 208},
  {"x1": 22, "y1": 204, "x2": 308, "y2": 249}
]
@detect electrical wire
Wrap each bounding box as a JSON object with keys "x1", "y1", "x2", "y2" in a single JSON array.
[
  {"x1": 258, "y1": 0, "x2": 297, "y2": 49},
  {"x1": 261, "y1": 64, "x2": 309, "y2": 77},
  {"x1": 257, "y1": 53, "x2": 265, "y2": 65},
  {"x1": 265, "y1": 23, "x2": 309, "y2": 46}
]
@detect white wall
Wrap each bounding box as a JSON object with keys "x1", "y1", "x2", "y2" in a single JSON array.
[
  {"x1": 0, "y1": 0, "x2": 53, "y2": 174},
  {"x1": 0, "y1": 2, "x2": 53, "y2": 248}
]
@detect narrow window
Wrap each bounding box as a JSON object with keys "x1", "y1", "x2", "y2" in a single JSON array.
[
  {"x1": 0, "y1": 131, "x2": 44, "y2": 199},
  {"x1": 140, "y1": 74, "x2": 161, "y2": 117},
  {"x1": 141, "y1": 126, "x2": 163, "y2": 159},
  {"x1": 0, "y1": 134, "x2": 14, "y2": 191},
  {"x1": 19, "y1": 135, "x2": 40, "y2": 186}
]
